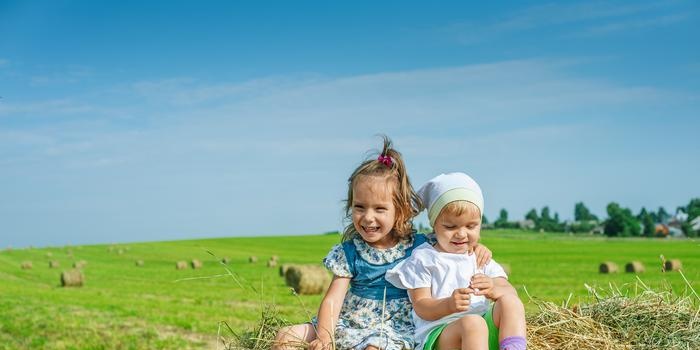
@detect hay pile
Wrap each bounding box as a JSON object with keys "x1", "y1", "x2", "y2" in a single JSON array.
[
  {"x1": 284, "y1": 265, "x2": 331, "y2": 295},
  {"x1": 599, "y1": 262, "x2": 619, "y2": 274},
  {"x1": 226, "y1": 281, "x2": 699, "y2": 350},
  {"x1": 20, "y1": 261, "x2": 33, "y2": 269},
  {"x1": 527, "y1": 284, "x2": 700, "y2": 349},
  {"x1": 664, "y1": 259, "x2": 682, "y2": 272},
  {"x1": 249, "y1": 256, "x2": 258, "y2": 263},
  {"x1": 135, "y1": 260, "x2": 144, "y2": 267},
  {"x1": 61, "y1": 269, "x2": 84, "y2": 287},
  {"x1": 73, "y1": 260, "x2": 87, "y2": 269},
  {"x1": 625, "y1": 261, "x2": 645, "y2": 273},
  {"x1": 191, "y1": 259, "x2": 203, "y2": 269},
  {"x1": 176, "y1": 261, "x2": 187, "y2": 270},
  {"x1": 223, "y1": 305, "x2": 295, "y2": 350}
]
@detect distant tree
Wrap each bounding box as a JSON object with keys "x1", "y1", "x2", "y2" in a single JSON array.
[
  {"x1": 525, "y1": 208, "x2": 539, "y2": 223},
  {"x1": 686, "y1": 198, "x2": 700, "y2": 221},
  {"x1": 657, "y1": 207, "x2": 670, "y2": 223},
  {"x1": 482, "y1": 215, "x2": 489, "y2": 225},
  {"x1": 494, "y1": 209, "x2": 509, "y2": 228},
  {"x1": 637, "y1": 207, "x2": 655, "y2": 237},
  {"x1": 540, "y1": 206, "x2": 551, "y2": 223},
  {"x1": 574, "y1": 202, "x2": 598, "y2": 221},
  {"x1": 605, "y1": 202, "x2": 641, "y2": 237}
]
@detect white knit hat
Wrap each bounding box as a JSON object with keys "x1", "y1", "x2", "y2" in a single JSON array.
[{"x1": 417, "y1": 172, "x2": 484, "y2": 227}]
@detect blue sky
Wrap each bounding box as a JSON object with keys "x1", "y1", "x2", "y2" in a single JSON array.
[{"x1": 1, "y1": 1, "x2": 698, "y2": 248}]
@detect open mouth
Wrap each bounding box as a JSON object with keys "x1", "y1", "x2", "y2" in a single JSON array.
[{"x1": 363, "y1": 226, "x2": 380, "y2": 234}]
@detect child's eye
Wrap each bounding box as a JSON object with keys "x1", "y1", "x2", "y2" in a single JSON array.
[{"x1": 443, "y1": 225, "x2": 456, "y2": 229}]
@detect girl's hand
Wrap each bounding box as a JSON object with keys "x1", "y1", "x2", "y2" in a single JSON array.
[
  {"x1": 470, "y1": 274, "x2": 495, "y2": 299},
  {"x1": 308, "y1": 336, "x2": 333, "y2": 350},
  {"x1": 448, "y1": 288, "x2": 473, "y2": 313},
  {"x1": 471, "y1": 243, "x2": 492, "y2": 268}
]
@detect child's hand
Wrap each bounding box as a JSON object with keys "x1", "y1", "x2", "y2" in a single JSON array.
[
  {"x1": 448, "y1": 288, "x2": 474, "y2": 313},
  {"x1": 470, "y1": 274, "x2": 495, "y2": 299},
  {"x1": 308, "y1": 336, "x2": 333, "y2": 350},
  {"x1": 471, "y1": 243, "x2": 492, "y2": 268}
]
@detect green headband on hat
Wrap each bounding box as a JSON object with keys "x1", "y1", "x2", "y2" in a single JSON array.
[{"x1": 427, "y1": 188, "x2": 484, "y2": 227}]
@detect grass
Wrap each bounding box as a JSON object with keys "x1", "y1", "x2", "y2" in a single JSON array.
[{"x1": 0, "y1": 230, "x2": 697, "y2": 349}]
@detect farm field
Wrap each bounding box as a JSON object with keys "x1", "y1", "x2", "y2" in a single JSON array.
[{"x1": 0, "y1": 230, "x2": 698, "y2": 349}]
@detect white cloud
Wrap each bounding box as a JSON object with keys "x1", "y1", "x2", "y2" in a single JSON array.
[
  {"x1": 439, "y1": 1, "x2": 688, "y2": 44},
  {"x1": 576, "y1": 13, "x2": 690, "y2": 36},
  {"x1": 2, "y1": 58, "x2": 698, "y2": 246}
]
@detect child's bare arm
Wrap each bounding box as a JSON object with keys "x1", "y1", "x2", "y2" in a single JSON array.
[
  {"x1": 408, "y1": 287, "x2": 474, "y2": 321},
  {"x1": 309, "y1": 276, "x2": 350, "y2": 350}
]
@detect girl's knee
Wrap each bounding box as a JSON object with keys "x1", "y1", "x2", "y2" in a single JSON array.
[
  {"x1": 458, "y1": 314, "x2": 487, "y2": 331},
  {"x1": 498, "y1": 294, "x2": 525, "y2": 312}
]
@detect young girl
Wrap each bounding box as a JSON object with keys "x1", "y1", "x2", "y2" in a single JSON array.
[
  {"x1": 273, "y1": 138, "x2": 492, "y2": 350},
  {"x1": 386, "y1": 173, "x2": 527, "y2": 350}
]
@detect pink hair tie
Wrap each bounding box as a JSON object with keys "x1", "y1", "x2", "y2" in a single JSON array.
[{"x1": 377, "y1": 155, "x2": 393, "y2": 167}]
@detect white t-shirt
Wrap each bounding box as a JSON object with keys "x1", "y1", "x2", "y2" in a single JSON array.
[{"x1": 385, "y1": 242, "x2": 508, "y2": 349}]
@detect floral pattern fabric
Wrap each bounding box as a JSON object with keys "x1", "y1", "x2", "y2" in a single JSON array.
[{"x1": 316, "y1": 234, "x2": 433, "y2": 350}]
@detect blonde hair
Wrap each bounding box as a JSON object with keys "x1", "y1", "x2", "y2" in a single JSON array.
[
  {"x1": 342, "y1": 135, "x2": 420, "y2": 242},
  {"x1": 438, "y1": 200, "x2": 482, "y2": 222}
]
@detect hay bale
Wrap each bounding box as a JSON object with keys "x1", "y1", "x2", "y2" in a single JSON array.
[
  {"x1": 664, "y1": 259, "x2": 682, "y2": 271},
  {"x1": 221, "y1": 257, "x2": 230, "y2": 264},
  {"x1": 21, "y1": 261, "x2": 33, "y2": 269},
  {"x1": 284, "y1": 265, "x2": 331, "y2": 295},
  {"x1": 61, "y1": 269, "x2": 84, "y2": 287},
  {"x1": 191, "y1": 259, "x2": 203, "y2": 269},
  {"x1": 625, "y1": 261, "x2": 645, "y2": 273},
  {"x1": 279, "y1": 263, "x2": 298, "y2": 277},
  {"x1": 270, "y1": 255, "x2": 279, "y2": 262},
  {"x1": 176, "y1": 261, "x2": 187, "y2": 270},
  {"x1": 135, "y1": 260, "x2": 144, "y2": 267},
  {"x1": 72, "y1": 260, "x2": 87, "y2": 269},
  {"x1": 46, "y1": 252, "x2": 53, "y2": 258},
  {"x1": 249, "y1": 256, "x2": 258, "y2": 263},
  {"x1": 599, "y1": 261, "x2": 618, "y2": 274},
  {"x1": 49, "y1": 260, "x2": 60, "y2": 268},
  {"x1": 267, "y1": 259, "x2": 277, "y2": 268}
]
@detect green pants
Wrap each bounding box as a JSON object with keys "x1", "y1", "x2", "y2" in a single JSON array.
[{"x1": 423, "y1": 306, "x2": 499, "y2": 350}]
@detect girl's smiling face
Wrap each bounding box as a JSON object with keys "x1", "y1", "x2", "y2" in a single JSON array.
[
  {"x1": 433, "y1": 201, "x2": 481, "y2": 254},
  {"x1": 351, "y1": 175, "x2": 397, "y2": 249}
]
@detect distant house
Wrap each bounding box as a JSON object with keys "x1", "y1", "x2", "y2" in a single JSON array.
[
  {"x1": 655, "y1": 223, "x2": 670, "y2": 237},
  {"x1": 655, "y1": 223, "x2": 686, "y2": 238},
  {"x1": 591, "y1": 224, "x2": 605, "y2": 235},
  {"x1": 692, "y1": 217, "x2": 700, "y2": 232},
  {"x1": 668, "y1": 226, "x2": 685, "y2": 238},
  {"x1": 518, "y1": 219, "x2": 535, "y2": 230}
]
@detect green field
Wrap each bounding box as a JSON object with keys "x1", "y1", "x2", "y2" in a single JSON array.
[{"x1": 0, "y1": 230, "x2": 698, "y2": 349}]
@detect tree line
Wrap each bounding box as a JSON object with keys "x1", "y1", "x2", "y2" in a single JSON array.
[{"x1": 483, "y1": 198, "x2": 700, "y2": 238}]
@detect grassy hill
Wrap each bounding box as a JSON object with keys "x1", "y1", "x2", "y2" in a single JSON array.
[{"x1": 0, "y1": 231, "x2": 697, "y2": 349}]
